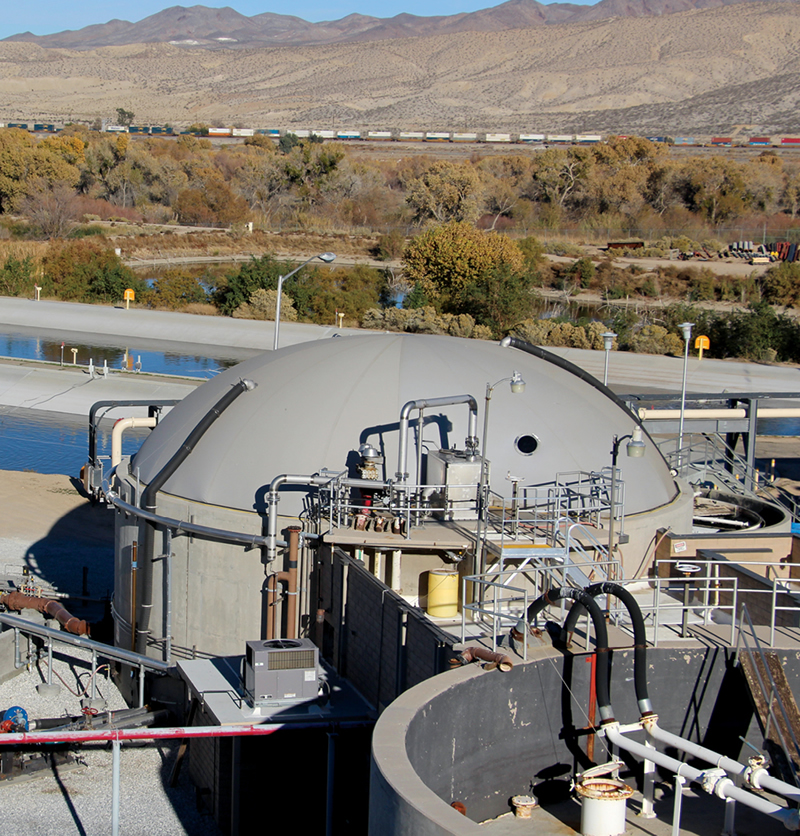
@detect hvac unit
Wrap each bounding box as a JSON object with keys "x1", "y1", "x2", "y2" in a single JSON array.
[
  {"x1": 427, "y1": 448, "x2": 483, "y2": 520},
  {"x1": 243, "y1": 638, "x2": 319, "y2": 707}
]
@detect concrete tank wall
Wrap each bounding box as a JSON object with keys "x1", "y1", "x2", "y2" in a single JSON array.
[{"x1": 370, "y1": 644, "x2": 792, "y2": 834}]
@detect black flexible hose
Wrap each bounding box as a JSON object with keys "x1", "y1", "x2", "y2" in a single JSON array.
[
  {"x1": 135, "y1": 379, "x2": 255, "y2": 655},
  {"x1": 562, "y1": 582, "x2": 652, "y2": 715},
  {"x1": 515, "y1": 586, "x2": 615, "y2": 722}
]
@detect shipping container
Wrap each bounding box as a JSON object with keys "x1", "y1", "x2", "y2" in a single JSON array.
[
  {"x1": 292, "y1": 130, "x2": 311, "y2": 138},
  {"x1": 367, "y1": 131, "x2": 393, "y2": 140},
  {"x1": 7, "y1": 123, "x2": 28, "y2": 130},
  {"x1": 105, "y1": 125, "x2": 127, "y2": 133},
  {"x1": 710, "y1": 137, "x2": 732, "y2": 146},
  {"x1": 128, "y1": 126, "x2": 149, "y2": 134},
  {"x1": 485, "y1": 133, "x2": 512, "y2": 143},
  {"x1": 546, "y1": 134, "x2": 573, "y2": 143},
  {"x1": 425, "y1": 132, "x2": 450, "y2": 141},
  {"x1": 452, "y1": 132, "x2": 478, "y2": 142},
  {"x1": 336, "y1": 130, "x2": 361, "y2": 139},
  {"x1": 673, "y1": 137, "x2": 696, "y2": 145},
  {"x1": 781, "y1": 137, "x2": 800, "y2": 145},
  {"x1": 518, "y1": 133, "x2": 545, "y2": 143},
  {"x1": 232, "y1": 128, "x2": 255, "y2": 137},
  {"x1": 575, "y1": 134, "x2": 602, "y2": 144},
  {"x1": 748, "y1": 137, "x2": 771, "y2": 145},
  {"x1": 208, "y1": 127, "x2": 232, "y2": 137},
  {"x1": 399, "y1": 132, "x2": 424, "y2": 141}
]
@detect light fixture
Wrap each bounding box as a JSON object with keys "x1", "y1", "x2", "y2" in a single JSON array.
[
  {"x1": 274, "y1": 252, "x2": 337, "y2": 350},
  {"x1": 601, "y1": 332, "x2": 616, "y2": 386},
  {"x1": 677, "y1": 322, "x2": 694, "y2": 470}
]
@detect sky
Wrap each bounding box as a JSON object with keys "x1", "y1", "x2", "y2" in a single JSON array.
[{"x1": 0, "y1": 0, "x2": 595, "y2": 40}]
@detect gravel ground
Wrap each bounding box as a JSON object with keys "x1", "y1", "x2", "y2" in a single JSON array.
[{"x1": 0, "y1": 643, "x2": 221, "y2": 835}]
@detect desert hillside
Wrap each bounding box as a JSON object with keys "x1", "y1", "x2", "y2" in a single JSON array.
[{"x1": 1, "y1": 1, "x2": 799, "y2": 133}]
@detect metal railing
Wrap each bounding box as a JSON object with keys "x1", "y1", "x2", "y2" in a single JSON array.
[
  {"x1": 461, "y1": 573, "x2": 529, "y2": 661},
  {"x1": 737, "y1": 603, "x2": 800, "y2": 787},
  {"x1": 0, "y1": 612, "x2": 171, "y2": 708}
]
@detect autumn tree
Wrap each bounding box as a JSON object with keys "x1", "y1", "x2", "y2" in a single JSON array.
[
  {"x1": 405, "y1": 161, "x2": 482, "y2": 224},
  {"x1": 42, "y1": 239, "x2": 143, "y2": 302},
  {"x1": 148, "y1": 269, "x2": 208, "y2": 310},
  {"x1": 21, "y1": 178, "x2": 80, "y2": 239},
  {"x1": 403, "y1": 221, "x2": 526, "y2": 316}
]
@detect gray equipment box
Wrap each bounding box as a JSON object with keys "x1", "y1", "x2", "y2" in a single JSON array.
[
  {"x1": 244, "y1": 638, "x2": 319, "y2": 707},
  {"x1": 427, "y1": 448, "x2": 483, "y2": 520}
]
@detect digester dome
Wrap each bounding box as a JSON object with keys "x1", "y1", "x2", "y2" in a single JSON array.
[{"x1": 130, "y1": 333, "x2": 676, "y2": 514}]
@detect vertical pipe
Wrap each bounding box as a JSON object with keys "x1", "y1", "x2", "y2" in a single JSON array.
[
  {"x1": 724, "y1": 796, "x2": 736, "y2": 835},
  {"x1": 745, "y1": 399, "x2": 758, "y2": 492},
  {"x1": 641, "y1": 740, "x2": 656, "y2": 819},
  {"x1": 678, "y1": 334, "x2": 690, "y2": 470},
  {"x1": 286, "y1": 527, "x2": 300, "y2": 639},
  {"x1": 671, "y1": 775, "x2": 686, "y2": 836},
  {"x1": 164, "y1": 529, "x2": 172, "y2": 665},
  {"x1": 586, "y1": 654, "x2": 597, "y2": 762},
  {"x1": 391, "y1": 550, "x2": 401, "y2": 592},
  {"x1": 112, "y1": 738, "x2": 121, "y2": 836},
  {"x1": 47, "y1": 639, "x2": 53, "y2": 686},
  {"x1": 91, "y1": 650, "x2": 97, "y2": 700},
  {"x1": 131, "y1": 540, "x2": 138, "y2": 652},
  {"x1": 138, "y1": 664, "x2": 144, "y2": 709},
  {"x1": 415, "y1": 409, "x2": 425, "y2": 525}
]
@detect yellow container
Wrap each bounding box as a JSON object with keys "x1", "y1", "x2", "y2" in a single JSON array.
[{"x1": 427, "y1": 569, "x2": 459, "y2": 618}]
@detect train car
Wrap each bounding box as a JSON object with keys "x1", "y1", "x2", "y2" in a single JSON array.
[
  {"x1": 150, "y1": 126, "x2": 175, "y2": 135},
  {"x1": 128, "y1": 126, "x2": 150, "y2": 134},
  {"x1": 313, "y1": 130, "x2": 336, "y2": 139},
  {"x1": 336, "y1": 130, "x2": 361, "y2": 140},
  {"x1": 367, "y1": 131, "x2": 392, "y2": 141},
  {"x1": 781, "y1": 137, "x2": 800, "y2": 146},
  {"x1": 546, "y1": 134, "x2": 573, "y2": 144},
  {"x1": 485, "y1": 133, "x2": 512, "y2": 143},
  {"x1": 105, "y1": 125, "x2": 128, "y2": 133},
  {"x1": 208, "y1": 127, "x2": 233, "y2": 137},
  {"x1": 710, "y1": 137, "x2": 732, "y2": 146},
  {"x1": 425, "y1": 132, "x2": 450, "y2": 142},
  {"x1": 399, "y1": 131, "x2": 424, "y2": 141},
  {"x1": 518, "y1": 133, "x2": 545, "y2": 143},
  {"x1": 33, "y1": 124, "x2": 56, "y2": 133},
  {"x1": 575, "y1": 134, "x2": 602, "y2": 144},
  {"x1": 452, "y1": 132, "x2": 478, "y2": 142},
  {"x1": 232, "y1": 128, "x2": 255, "y2": 137},
  {"x1": 748, "y1": 136, "x2": 771, "y2": 146},
  {"x1": 291, "y1": 130, "x2": 311, "y2": 138},
  {"x1": 646, "y1": 136, "x2": 668, "y2": 143},
  {"x1": 7, "y1": 123, "x2": 29, "y2": 130},
  {"x1": 673, "y1": 136, "x2": 696, "y2": 146}
]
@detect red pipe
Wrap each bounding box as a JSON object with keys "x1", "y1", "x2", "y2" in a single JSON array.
[{"x1": 2, "y1": 592, "x2": 89, "y2": 636}]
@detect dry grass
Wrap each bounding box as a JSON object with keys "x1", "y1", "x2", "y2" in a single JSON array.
[{"x1": 0, "y1": 241, "x2": 48, "y2": 264}]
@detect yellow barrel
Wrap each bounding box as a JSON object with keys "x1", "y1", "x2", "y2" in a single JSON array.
[{"x1": 427, "y1": 569, "x2": 459, "y2": 617}]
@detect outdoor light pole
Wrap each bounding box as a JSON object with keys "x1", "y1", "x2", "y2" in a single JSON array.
[
  {"x1": 273, "y1": 252, "x2": 336, "y2": 350},
  {"x1": 601, "y1": 332, "x2": 616, "y2": 387},
  {"x1": 475, "y1": 372, "x2": 525, "y2": 582},
  {"x1": 607, "y1": 426, "x2": 646, "y2": 561},
  {"x1": 677, "y1": 321, "x2": 694, "y2": 470}
]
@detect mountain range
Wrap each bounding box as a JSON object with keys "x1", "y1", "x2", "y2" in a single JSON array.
[{"x1": 2, "y1": 0, "x2": 781, "y2": 49}]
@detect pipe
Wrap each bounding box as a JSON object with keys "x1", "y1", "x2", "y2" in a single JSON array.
[
  {"x1": 456, "y1": 646, "x2": 513, "y2": 671},
  {"x1": 562, "y1": 582, "x2": 652, "y2": 715},
  {"x1": 2, "y1": 592, "x2": 89, "y2": 636},
  {"x1": 136, "y1": 378, "x2": 255, "y2": 655},
  {"x1": 515, "y1": 587, "x2": 612, "y2": 721},
  {"x1": 395, "y1": 395, "x2": 479, "y2": 486},
  {"x1": 603, "y1": 724, "x2": 799, "y2": 830},
  {"x1": 567, "y1": 585, "x2": 800, "y2": 805},
  {"x1": 266, "y1": 527, "x2": 300, "y2": 639},
  {"x1": 111, "y1": 417, "x2": 158, "y2": 467},
  {"x1": 639, "y1": 407, "x2": 800, "y2": 421}
]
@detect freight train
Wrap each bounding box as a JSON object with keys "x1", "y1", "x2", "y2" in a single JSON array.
[{"x1": 2, "y1": 122, "x2": 800, "y2": 148}]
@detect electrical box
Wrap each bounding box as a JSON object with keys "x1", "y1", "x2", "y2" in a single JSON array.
[
  {"x1": 427, "y1": 449, "x2": 483, "y2": 520},
  {"x1": 243, "y1": 638, "x2": 319, "y2": 707}
]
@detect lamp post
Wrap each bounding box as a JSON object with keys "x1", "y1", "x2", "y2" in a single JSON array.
[
  {"x1": 677, "y1": 321, "x2": 694, "y2": 470},
  {"x1": 601, "y1": 332, "x2": 616, "y2": 387},
  {"x1": 273, "y1": 252, "x2": 336, "y2": 350},
  {"x1": 608, "y1": 426, "x2": 646, "y2": 561},
  {"x1": 475, "y1": 371, "x2": 526, "y2": 579}
]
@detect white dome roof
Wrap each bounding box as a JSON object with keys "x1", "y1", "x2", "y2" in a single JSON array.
[{"x1": 131, "y1": 333, "x2": 676, "y2": 514}]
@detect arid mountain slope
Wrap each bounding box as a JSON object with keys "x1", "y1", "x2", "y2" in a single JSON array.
[
  {"x1": 4, "y1": 0, "x2": 789, "y2": 48},
  {"x1": 1, "y1": 2, "x2": 799, "y2": 134}
]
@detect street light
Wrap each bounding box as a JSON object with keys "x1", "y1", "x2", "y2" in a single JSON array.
[
  {"x1": 476, "y1": 371, "x2": 526, "y2": 578},
  {"x1": 608, "y1": 426, "x2": 646, "y2": 561},
  {"x1": 601, "y1": 332, "x2": 616, "y2": 387},
  {"x1": 677, "y1": 321, "x2": 694, "y2": 470},
  {"x1": 273, "y1": 252, "x2": 337, "y2": 350}
]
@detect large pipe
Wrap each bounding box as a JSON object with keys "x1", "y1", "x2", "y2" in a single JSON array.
[
  {"x1": 111, "y1": 417, "x2": 158, "y2": 466},
  {"x1": 566, "y1": 585, "x2": 800, "y2": 804},
  {"x1": 603, "y1": 724, "x2": 799, "y2": 830},
  {"x1": 2, "y1": 592, "x2": 89, "y2": 636},
  {"x1": 135, "y1": 379, "x2": 255, "y2": 655},
  {"x1": 266, "y1": 527, "x2": 300, "y2": 640},
  {"x1": 639, "y1": 407, "x2": 800, "y2": 421},
  {"x1": 562, "y1": 582, "x2": 651, "y2": 715},
  {"x1": 456, "y1": 646, "x2": 513, "y2": 671},
  {"x1": 395, "y1": 395, "x2": 479, "y2": 486},
  {"x1": 515, "y1": 587, "x2": 613, "y2": 721}
]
